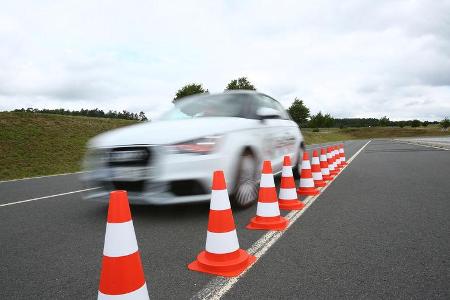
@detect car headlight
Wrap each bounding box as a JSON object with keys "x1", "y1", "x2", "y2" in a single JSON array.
[{"x1": 167, "y1": 135, "x2": 222, "y2": 155}]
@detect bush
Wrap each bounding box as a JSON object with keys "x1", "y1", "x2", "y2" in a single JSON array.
[{"x1": 312, "y1": 128, "x2": 320, "y2": 132}]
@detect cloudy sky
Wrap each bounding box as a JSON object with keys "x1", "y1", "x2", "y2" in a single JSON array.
[{"x1": 1, "y1": 0, "x2": 449, "y2": 120}]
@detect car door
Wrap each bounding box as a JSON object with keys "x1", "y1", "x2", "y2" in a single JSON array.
[{"x1": 253, "y1": 95, "x2": 298, "y2": 173}]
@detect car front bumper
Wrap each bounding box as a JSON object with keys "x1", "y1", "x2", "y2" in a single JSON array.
[{"x1": 80, "y1": 148, "x2": 232, "y2": 205}]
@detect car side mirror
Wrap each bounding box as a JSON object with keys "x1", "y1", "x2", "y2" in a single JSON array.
[{"x1": 256, "y1": 107, "x2": 281, "y2": 121}]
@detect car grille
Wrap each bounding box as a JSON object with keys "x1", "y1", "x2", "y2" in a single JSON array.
[
  {"x1": 108, "y1": 146, "x2": 151, "y2": 167},
  {"x1": 112, "y1": 180, "x2": 146, "y2": 192}
]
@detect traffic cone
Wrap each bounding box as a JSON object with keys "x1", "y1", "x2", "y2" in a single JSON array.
[
  {"x1": 333, "y1": 146, "x2": 342, "y2": 172},
  {"x1": 320, "y1": 148, "x2": 333, "y2": 181},
  {"x1": 247, "y1": 161, "x2": 289, "y2": 230},
  {"x1": 98, "y1": 190, "x2": 149, "y2": 300},
  {"x1": 311, "y1": 150, "x2": 326, "y2": 187},
  {"x1": 297, "y1": 152, "x2": 320, "y2": 196},
  {"x1": 327, "y1": 147, "x2": 338, "y2": 175},
  {"x1": 188, "y1": 171, "x2": 255, "y2": 277},
  {"x1": 278, "y1": 156, "x2": 305, "y2": 210},
  {"x1": 339, "y1": 144, "x2": 347, "y2": 166}
]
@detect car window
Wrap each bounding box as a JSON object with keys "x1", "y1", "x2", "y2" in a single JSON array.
[
  {"x1": 159, "y1": 94, "x2": 248, "y2": 120},
  {"x1": 255, "y1": 95, "x2": 289, "y2": 120}
]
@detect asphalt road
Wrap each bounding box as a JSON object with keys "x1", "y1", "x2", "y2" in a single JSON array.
[{"x1": 1, "y1": 139, "x2": 449, "y2": 299}]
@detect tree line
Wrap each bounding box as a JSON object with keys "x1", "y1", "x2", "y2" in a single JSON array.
[
  {"x1": 287, "y1": 99, "x2": 446, "y2": 129},
  {"x1": 13, "y1": 108, "x2": 148, "y2": 121}
]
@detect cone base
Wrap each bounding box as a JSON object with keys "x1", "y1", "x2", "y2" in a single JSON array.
[
  {"x1": 279, "y1": 199, "x2": 305, "y2": 211},
  {"x1": 329, "y1": 170, "x2": 338, "y2": 175},
  {"x1": 340, "y1": 161, "x2": 347, "y2": 166},
  {"x1": 322, "y1": 174, "x2": 334, "y2": 181},
  {"x1": 188, "y1": 249, "x2": 256, "y2": 277},
  {"x1": 314, "y1": 180, "x2": 326, "y2": 187},
  {"x1": 297, "y1": 187, "x2": 320, "y2": 196},
  {"x1": 246, "y1": 215, "x2": 288, "y2": 231}
]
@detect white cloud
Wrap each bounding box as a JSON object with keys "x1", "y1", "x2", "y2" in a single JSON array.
[{"x1": 0, "y1": 0, "x2": 449, "y2": 120}]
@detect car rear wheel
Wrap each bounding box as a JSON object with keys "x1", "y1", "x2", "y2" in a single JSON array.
[
  {"x1": 231, "y1": 150, "x2": 258, "y2": 208},
  {"x1": 292, "y1": 147, "x2": 303, "y2": 179}
]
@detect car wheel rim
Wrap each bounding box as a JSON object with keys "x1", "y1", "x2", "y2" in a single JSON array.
[{"x1": 235, "y1": 156, "x2": 258, "y2": 206}]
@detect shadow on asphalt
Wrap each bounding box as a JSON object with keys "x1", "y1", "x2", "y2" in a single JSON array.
[{"x1": 130, "y1": 202, "x2": 211, "y2": 222}]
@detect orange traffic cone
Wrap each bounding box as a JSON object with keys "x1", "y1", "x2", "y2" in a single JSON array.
[
  {"x1": 98, "y1": 190, "x2": 149, "y2": 300},
  {"x1": 327, "y1": 147, "x2": 338, "y2": 175},
  {"x1": 320, "y1": 148, "x2": 333, "y2": 181},
  {"x1": 297, "y1": 152, "x2": 320, "y2": 196},
  {"x1": 333, "y1": 146, "x2": 342, "y2": 171},
  {"x1": 278, "y1": 156, "x2": 304, "y2": 210},
  {"x1": 339, "y1": 144, "x2": 347, "y2": 166},
  {"x1": 188, "y1": 171, "x2": 255, "y2": 277},
  {"x1": 247, "y1": 161, "x2": 289, "y2": 230},
  {"x1": 311, "y1": 150, "x2": 326, "y2": 187}
]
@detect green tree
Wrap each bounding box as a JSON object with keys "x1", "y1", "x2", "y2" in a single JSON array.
[
  {"x1": 411, "y1": 119, "x2": 422, "y2": 127},
  {"x1": 323, "y1": 113, "x2": 335, "y2": 128},
  {"x1": 440, "y1": 117, "x2": 450, "y2": 130},
  {"x1": 225, "y1": 77, "x2": 256, "y2": 90},
  {"x1": 287, "y1": 98, "x2": 310, "y2": 127},
  {"x1": 309, "y1": 112, "x2": 334, "y2": 128},
  {"x1": 138, "y1": 111, "x2": 148, "y2": 121},
  {"x1": 379, "y1": 116, "x2": 390, "y2": 127},
  {"x1": 173, "y1": 83, "x2": 208, "y2": 103},
  {"x1": 398, "y1": 121, "x2": 406, "y2": 128},
  {"x1": 309, "y1": 112, "x2": 324, "y2": 128}
]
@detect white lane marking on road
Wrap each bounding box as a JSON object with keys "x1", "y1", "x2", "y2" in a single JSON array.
[
  {"x1": 0, "y1": 187, "x2": 99, "y2": 207},
  {"x1": 393, "y1": 139, "x2": 450, "y2": 151},
  {"x1": 192, "y1": 140, "x2": 371, "y2": 300},
  {"x1": 0, "y1": 171, "x2": 86, "y2": 184}
]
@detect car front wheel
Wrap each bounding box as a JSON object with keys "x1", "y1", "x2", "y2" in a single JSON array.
[{"x1": 231, "y1": 150, "x2": 258, "y2": 208}]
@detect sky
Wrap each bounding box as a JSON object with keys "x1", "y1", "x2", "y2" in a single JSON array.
[{"x1": 0, "y1": 0, "x2": 449, "y2": 121}]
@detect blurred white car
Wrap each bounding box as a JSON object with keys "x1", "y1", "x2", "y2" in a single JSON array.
[{"x1": 81, "y1": 91, "x2": 304, "y2": 207}]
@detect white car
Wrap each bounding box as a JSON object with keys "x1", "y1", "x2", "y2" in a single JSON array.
[{"x1": 81, "y1": 91, "x2": 304, "y2": 208}]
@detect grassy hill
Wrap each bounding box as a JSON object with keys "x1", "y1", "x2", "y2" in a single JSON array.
[
  {"x1": 0, "y1": 112, "x2": 448, "y2": 180},
  {"x1": 0, "y1": 112, "x2": 137, "y2": 180},
  {"x1": 302, "y1": 126, "x2": 449, "y2": 144}
]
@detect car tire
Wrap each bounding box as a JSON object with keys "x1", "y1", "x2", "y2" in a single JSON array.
[
  {"x1": 292, "y1": 147, "x2": 303, "y2": 179},
  {"x1": 231, "y1": 150, "x2": 258, "y2": 209}
]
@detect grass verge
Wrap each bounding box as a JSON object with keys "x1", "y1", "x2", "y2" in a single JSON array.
[
  {"x1": 302, "y1": 126, "x2": 449, "y2": 144},
  {"x1": 0, "y1": 112, "x2": 137, "y2": 181}
]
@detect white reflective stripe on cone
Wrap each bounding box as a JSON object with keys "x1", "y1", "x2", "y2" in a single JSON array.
[
  {"x1": 103, "y1": 221, "x2": 138, "y2": 257},
  {"x1": 328, "y1": 160, "x2": 335, "y2": 170},
  {"x1": 300, "y1": 178, "x2": 314, "y2": 188},
  {"x1": 301, "y1": 160, "x2": 311, "y2": 170},
  {"x1": 256, "y1": 201, "x2": 280, "y2": 217},
  {"x1": 321, "y1": 167, "x2": 330, "y2": 175},
  {"x1": 339, "y1": 148, "x2": 344, "y2": 154},
  {"x1": 311, "y1": 157, "x2": 320, "y2": 165},
  {"x1": 98, "y1": 283, "x2": 149, "y2": 300},
  {"x1": 320, "y1": 154, "x2": 327, "y2": 161},
  {"x1": 205, "y1": 230, "x2": 240, "y2": 254},
  {"x1": 312, "y1": 172, "x2": 323, "y2": 180},
  {"x1": 279, "y1": 188, "x2": 297, "y2": 200},
  {"x1": 281, "y1": 166, "x2": 293, "y2": 177},
  {"x1": 260, "y1": 173, "x2": 275, "y2": 187},
  {"x1": 210, "y1": 189, "x2": 231, "y2": 211}
]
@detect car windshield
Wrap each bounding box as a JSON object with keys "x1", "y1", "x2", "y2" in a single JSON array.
[{"x1": 159, "y1": 94, "x2": 246, "y2": 120}]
